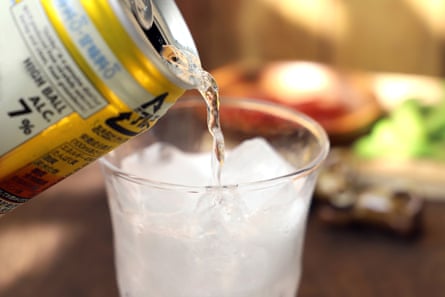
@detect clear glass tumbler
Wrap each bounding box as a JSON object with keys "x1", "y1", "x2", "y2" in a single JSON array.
[{"x1": 100, "y1": 96, "x2": 329, "y2": 297}]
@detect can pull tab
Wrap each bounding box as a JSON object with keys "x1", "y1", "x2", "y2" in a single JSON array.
[{"x1": 129, "y1": 0, "x2": 153, "y2": 30}]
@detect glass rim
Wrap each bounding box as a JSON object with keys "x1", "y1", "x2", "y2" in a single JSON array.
[{"x1": 100, "y1": 96, "x2": 330, "y2": 192}]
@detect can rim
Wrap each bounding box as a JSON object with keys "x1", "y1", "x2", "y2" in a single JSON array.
[{"x1": 110, "y1": 0, "x2": 199, "y2": 90}]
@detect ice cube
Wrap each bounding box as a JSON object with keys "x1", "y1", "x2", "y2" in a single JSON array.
[
  {"x1": 221, "y1": 137, "x2": 296, "y2": 184},
  {"x1": 115, "y1": 143, "x2": 212, "y2": 214},
  {"x1": 220, "y1": 137, "x2": 305, "y2": 216},
  {"x1": 116, "y1": 138, "x2": 306, "y2": 219},
  {"x1": 122, "y1": 142, "x2": 212, "y2": 186}
]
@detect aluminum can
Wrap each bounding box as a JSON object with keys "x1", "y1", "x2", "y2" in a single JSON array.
[{"x1": 0, "y1": 0, "x2": 198, "y2": 214}]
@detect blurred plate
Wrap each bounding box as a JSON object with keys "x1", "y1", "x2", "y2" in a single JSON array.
[{"x1": 211, "y1": 61, "x2": 383, "y2": 142}]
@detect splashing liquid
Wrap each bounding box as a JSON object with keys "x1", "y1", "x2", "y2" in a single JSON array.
[{"x1": 161, "y1": 45, "x2": 225, "y2": 184}]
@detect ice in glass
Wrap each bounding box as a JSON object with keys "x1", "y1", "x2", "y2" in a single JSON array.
[{"x1": 101, "y1": 96, "x2": 329, "y2": 297}]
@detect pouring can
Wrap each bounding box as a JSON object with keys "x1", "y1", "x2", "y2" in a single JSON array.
[{"x1": 0, "y1": 0, "x2": 197, "y2": 214}]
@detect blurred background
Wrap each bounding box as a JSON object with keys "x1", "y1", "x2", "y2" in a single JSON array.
[
  {"x1": 176, "y1": 0, "x2": 445, "y2": 203},
  {"x1": 176, "y1": 0, "x2": 445, "y2": 75}
]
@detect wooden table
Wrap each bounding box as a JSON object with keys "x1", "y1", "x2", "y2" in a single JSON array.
[{"x1": 0, "y1": 162, "x2": 444, "y2": 297}]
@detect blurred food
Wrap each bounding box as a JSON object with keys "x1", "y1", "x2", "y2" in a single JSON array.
[
  {"x1": 316, "y1": 105, "x2": 445, "y2": 235},
  {"x1": 346, "y1": 74, "x2": 445, "y2": 203},
  {"x1": 212, "y1": 61, "x2": 383, "y2": 141},
  {"x1": 315, "y1": 149, "x2": 424, "y2": 236},
  {"x1": 211, "y1": 61, "x2": 445, "y2": 236},
  {"x1": 218, "y1": 102, "x2": 297, "y2": 136},
  {"x1": 354, "y1": 98, "x2": 445, "y2": 161}
]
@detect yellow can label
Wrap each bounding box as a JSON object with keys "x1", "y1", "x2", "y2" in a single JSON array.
[{"x1": 0, "y1": 0, "x2": 185, "y2": 213}]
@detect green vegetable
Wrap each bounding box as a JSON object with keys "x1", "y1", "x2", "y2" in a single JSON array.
[
  {"x1": 424, "y1": 100, "x2": 445, "y2": 142},
  {"x1": 353, "y1": 98, "x2": 445, "y2": 161}
]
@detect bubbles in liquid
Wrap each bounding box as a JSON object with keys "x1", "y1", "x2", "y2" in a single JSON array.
[{"x1": 161, "y1": 45, "x2": 225, "y2": 184}]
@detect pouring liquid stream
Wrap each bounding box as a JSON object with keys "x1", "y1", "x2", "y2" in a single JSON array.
[{"x1": 161, "y1": 45, "x2": 225, "y2": 185}]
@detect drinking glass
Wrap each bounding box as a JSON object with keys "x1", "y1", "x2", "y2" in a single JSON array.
[{"x1": 100, "y1": 96, "x2": 329, "y2": 297}]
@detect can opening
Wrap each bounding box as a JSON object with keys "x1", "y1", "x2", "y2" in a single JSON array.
[{"x1": 143, "y1": 21, "x2": 167, "y2": 54}]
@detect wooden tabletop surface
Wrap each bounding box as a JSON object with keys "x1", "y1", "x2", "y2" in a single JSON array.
[{"x1": 0, "y1": 162, "x2": 444, "y2": 297}]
